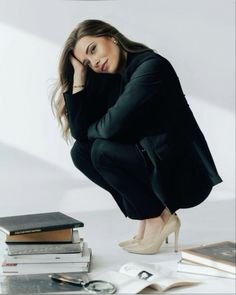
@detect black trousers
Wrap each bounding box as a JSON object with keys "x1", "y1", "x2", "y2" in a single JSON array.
[
  {"x1": 70, "y1": 139, "x2": 212, "y2": 220},
  {"x1": 70, "y1": 138, "x2": 166, "y2": 220}
]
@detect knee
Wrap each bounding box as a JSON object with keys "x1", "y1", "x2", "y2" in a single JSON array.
[
  {"x1": 70, "y1": 141, "x2": 91, "y2": 169},
  {"x1": 91, "y1": 138, "x2": 113, "y2": 168}
]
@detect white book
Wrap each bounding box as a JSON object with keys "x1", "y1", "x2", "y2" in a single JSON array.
[
  {"x1": 3, "y1": 242, "x2": 91, "y2": 264},
  {"x1": 0, "y1": 261, "x2": 90, "y2": 275},
  {"x1": 89, "y1": 262, "x2": 200, "y2": 293},
  {"x1": 177, "y1": 259, "x2": 235, "y2": 279},
  {"x1": 1, "y1": 248, "x2": 92, "y2": 275},
  {"x1": 72, "y1": 229, "x2": 80, "y2": 243}
]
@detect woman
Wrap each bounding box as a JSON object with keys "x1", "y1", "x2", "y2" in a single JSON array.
[{"x1": 51, "y1": 19, "x2": 223, "y2": 254}]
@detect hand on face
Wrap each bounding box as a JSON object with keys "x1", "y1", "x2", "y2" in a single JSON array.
[
  {"x1": 73, "y1": 36, "x2": 120, "y2": 74},
  {"x1": 69, "y1": 54, "x2": 87, "y2": 74}
]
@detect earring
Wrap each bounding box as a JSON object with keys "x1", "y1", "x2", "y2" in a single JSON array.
[{"x1": 113, "y1": 39, "x2": 118, "y2": 44}]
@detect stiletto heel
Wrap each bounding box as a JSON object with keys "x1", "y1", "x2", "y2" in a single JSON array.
[{"x1": 174, "y1": 227, "x2": 180, "y2": 252}]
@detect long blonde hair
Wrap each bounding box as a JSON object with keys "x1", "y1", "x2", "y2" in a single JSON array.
[{"x1": 51, "y1": 19, "x2": 153, "y2": 142}]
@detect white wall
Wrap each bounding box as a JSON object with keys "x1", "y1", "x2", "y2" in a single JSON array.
[{"x1": 0, "y1": 0, "x2": 235, "y2": 195}]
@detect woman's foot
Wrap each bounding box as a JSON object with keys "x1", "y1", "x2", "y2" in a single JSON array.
[
  {"x1": 123, "y1": 214, "x2": 181, "y2": 254},
  {"x1": 139, "y1": 208, "x2": 171, "y2": 242},
  {"x1": 142, "y1": 216, "x2": 165, "y2": 242},
  {"x1": 118, "y1": 220, "x2": 146, "y2": 247},
  {"x1": 119, "y1": 215, "x2": 165, "y2": 248},
  {"x1": 119, "y1": 208, "x2": 172, "y2": 248},
  {"x1": 160, "y1": 207, "x2": 172, "y2": 224},
  {"x1": 136, "y1": 219, "x2": 146, "y2": 239}
]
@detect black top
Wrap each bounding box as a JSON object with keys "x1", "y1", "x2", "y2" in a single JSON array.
[
  {"x1": 64, "y1": 49, "x2": 197, "y2": 143},
  {"x1": 63, "y1": 50, "x2": 223, "y2": 205}
]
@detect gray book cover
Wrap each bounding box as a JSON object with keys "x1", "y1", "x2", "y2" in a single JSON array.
[
  {"x1": 182, "y1": 241, "x2": 236, "y2": 266},
  {"x1": 3, "y1": 242, "x2": 91, "y2": 264},
  {"x1": 0, "y1": 272, "x2": 88, "y2": 294},
  {"x1": 7, "y1": 242, "x2": 82, "y2": 256}
]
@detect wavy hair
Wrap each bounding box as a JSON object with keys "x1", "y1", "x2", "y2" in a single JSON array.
[{"x1": 50, "y1": 19, "x2": 153, "y2": 142}]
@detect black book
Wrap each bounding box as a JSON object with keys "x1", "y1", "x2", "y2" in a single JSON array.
[{"x1": 0, "y1": 212, "x2": 84, "y2": 236}]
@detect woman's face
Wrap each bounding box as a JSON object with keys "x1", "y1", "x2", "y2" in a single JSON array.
[{"x1": 73, "y1": 35, "x2": 126, "y2": 74}]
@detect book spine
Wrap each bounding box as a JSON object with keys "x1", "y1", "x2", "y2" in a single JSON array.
[
  {"x1": 2, "y1": 257, "x2": 90, "y2": 265},
  {"x1": 1, "y1": 262, "x2": 89, "y2": 273},
  {"x1": 6, "y1": 241, "x2": 73, "y2": 245},
  {"x1": 8, "y1": 224, "x2": 83, "y2": 236}
]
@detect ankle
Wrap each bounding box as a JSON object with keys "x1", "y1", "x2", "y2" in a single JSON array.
[
  {"x1": 145, "y1": 216, "x2": 164, "y2": 226},
  {"x1": 136, "y1": 220, "x2": 146, "y2": 239},
  {"x1": 143, "y1": 217, "x2": 164, "y2": 240},
  {"x1": 161, "y1": 208, "x2": 171, "y2": 223}
]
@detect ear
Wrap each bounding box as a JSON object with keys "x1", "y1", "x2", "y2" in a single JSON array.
[
  {"x1": 105, "y1": 36, "x2": 114, "y2": 42},
  {"x1": 110, "y1": 37, "x2": 118, "y2": 44}
]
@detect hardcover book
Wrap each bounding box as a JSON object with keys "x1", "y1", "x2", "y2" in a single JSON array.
[
  {"x1": 177, "y1": 258, "x2": 235, "y2": 279},
  {"x1": 0, "y1": 272, "x2": 88, "y2": 294},
  {"x1": 181, "y1": 241, "x2": 236, "y2": 274},
  {"x1": 1, "y1": 243, "x2": 92, "y2": 275},
  {"x1": 7, "y1": 240, "x2": 82, "y2": 256},
  {"x1": 0, "y1": 212, "x2": 84, "y2": 235},
  {"x1": 3, "y1": 241, "x2": 90, "y2": 264},
  {"x1": 1, "y1": 261, "x2": 90, "y2": 276},
  {"x1": 5, "y1": 228, "x2": 74, "y2": 244}
]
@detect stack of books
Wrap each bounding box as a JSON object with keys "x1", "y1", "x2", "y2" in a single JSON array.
[
  {"x1": 177, "y1": 241, "x2": 236, "y2": 279},
  {"x1": 0, "y1": 212, "x2": 92, "y2": 275}
]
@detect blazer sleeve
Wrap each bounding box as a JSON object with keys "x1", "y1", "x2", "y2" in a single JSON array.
[
  {"x1": 87, "y1": 58, "x2": 165, "y2": 140},
  {"x1": 63, "y1": 88, "x2": 90, "y2": 141},
  {"x1": 63, "y1": 71, "x2": 111, "y2": 142}
]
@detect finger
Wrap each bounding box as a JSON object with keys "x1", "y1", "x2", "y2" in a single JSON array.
[{"x1": 70, "y1": 55, "x2": 80, "y2": 65}]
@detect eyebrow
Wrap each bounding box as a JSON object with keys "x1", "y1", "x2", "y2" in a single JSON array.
[{"x1": 82, "y1": 41, "x2": 95, "y2": 65}]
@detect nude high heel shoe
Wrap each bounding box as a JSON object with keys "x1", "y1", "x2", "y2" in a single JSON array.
[
  {"x1": 118, "y1": 235, "x2": 141, "y2": 247},
  {"x1": 119, "y1": 236, "x2": 169, "y2": 248},
  {"x1": 123, "y1": 214, "x2": 181, "y2": 254}
]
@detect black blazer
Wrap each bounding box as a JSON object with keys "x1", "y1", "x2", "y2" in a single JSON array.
[{"x1": 64, "y1": 50, "x2": 223, "y2": 208}]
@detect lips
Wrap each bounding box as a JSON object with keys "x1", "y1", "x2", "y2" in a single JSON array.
[{"x1": 101, "y1": 60, "x2": 108, "y2": 71}]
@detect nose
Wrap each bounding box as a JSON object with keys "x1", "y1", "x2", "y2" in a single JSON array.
[{"x1": 91, "y1": 56, "x2": 100, "y2": 68}]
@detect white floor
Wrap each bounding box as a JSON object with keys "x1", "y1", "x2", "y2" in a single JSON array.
[{"x1": 0, "y1": 143, "x2": 235, "y2": 293}]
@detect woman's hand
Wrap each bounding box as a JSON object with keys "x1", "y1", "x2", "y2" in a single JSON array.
[
  {"x1": 69, "y1": 54, "x2": 87, "y2": 93},
  {"x1": 69, "y1": 54, "x2": 87, "y2": 75}
]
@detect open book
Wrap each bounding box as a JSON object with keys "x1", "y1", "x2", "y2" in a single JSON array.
[
  {"x1": 90, "y1": 262, "x2": 201, "y2": 293},
  {"x1": 0, "y1": 262, "x2": 201, "y2": 294}
]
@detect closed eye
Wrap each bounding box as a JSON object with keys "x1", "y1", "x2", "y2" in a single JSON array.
[
  {"x1": 83, "y1": 45, "x2": 96, "y2": 66},
  {"x1": 91, "y1": 45, "x2": 96, "y2": 53}
]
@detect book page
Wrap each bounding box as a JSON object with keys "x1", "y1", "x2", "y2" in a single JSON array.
[
  {"x1": 119, "y1": 262, "x2": 201, "y2": 292},
  {"x1": 89, "y1": 270, "x2": 152, "y2": 293}
]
